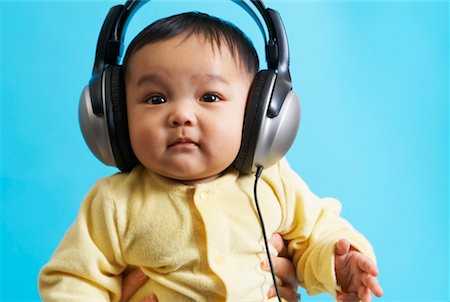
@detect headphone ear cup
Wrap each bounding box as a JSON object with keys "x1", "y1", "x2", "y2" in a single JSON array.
[
  {"x1": 253, "y1": 88, "x2": 300, "y2": 170},
  {"x1": 104, "y1": 65, "x2": 139, "y2": 172},
  {"x1": 234, "y1": 69, "x2": 276, "y2": 174}
]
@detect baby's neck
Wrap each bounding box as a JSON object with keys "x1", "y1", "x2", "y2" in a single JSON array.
[
  {"x1": 166, "y1": 168, "x2": 233, "y2": 186},
  {"x1": 144, "y1": 166, "x2": 234, "y2": 186},
  {"x1": 173, "y1": 173, "x2": 223, "y2": 186}
]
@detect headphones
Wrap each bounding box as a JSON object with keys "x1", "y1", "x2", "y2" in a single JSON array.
[{"x1": 79, "y1": 0, "x2": 300, "y2": 174}]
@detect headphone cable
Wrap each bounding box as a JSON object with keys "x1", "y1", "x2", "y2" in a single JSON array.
[{"x1": 254, "y1": 166, "x2": 282, "y2": 302}]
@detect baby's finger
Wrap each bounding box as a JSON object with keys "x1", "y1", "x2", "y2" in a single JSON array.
[
  {"x1": 336, "y1": 292, "x2": 359, "y2": 302},
  {"x1": 357, "y1": 256, "x2": 378, "y2": 276},
  {"x1": 362, "y1": 274, "x2": 384, "y2": 298},
  {"x1": 335, "y1": 239, "x2": 351, "y2": 256},
  {"x1": 358, "y1": 286, "x2": 372, "y2": 302}
]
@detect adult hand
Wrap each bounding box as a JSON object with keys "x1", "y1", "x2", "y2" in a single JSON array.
[
  {"x1": 265, "y1": 233, "x2": 300, "y2": 302},
  {"x1": 335, "y1": 239, "x2": 383, "y2": 302},
  {"x1": 120, "y1": 269, "x2": 157, "y2": 302},
  {"x1": 121, "y1": 233, "x2": 299, "y2": 302}
]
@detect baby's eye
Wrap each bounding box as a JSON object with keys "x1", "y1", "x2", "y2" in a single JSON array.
[
  {"x1": 202, "y1": 93, "x2": 220, "y2": 103},
  {"x1": 146, "y1": 95, "x2": 166, "y2": 105}
]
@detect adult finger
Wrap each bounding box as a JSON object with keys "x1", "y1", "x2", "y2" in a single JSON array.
[
  {"x1": 263, "y1": 255, "x2": 298, "y2": 289},
  {"x1": 269, "y1": 233, "x2": 290, "y2": 258},
  {"x1": 120, "y1": 269, "x2": 149, "y2": 302},
  {"x1": 267, "y1": 286, "x2": 301, "y2": 302},
  {"x1": 141, "y1": 294, "x2": 158, "y2": 302}
]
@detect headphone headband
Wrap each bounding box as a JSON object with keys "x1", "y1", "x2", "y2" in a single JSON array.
[{"x1": 93, "y1": 0, "x2": 290, "y2": 83}]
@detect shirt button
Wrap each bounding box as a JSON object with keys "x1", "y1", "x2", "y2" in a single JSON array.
[
  {"x1": 200, "y1": 192, "x2": 208, "y2": 200},
  {"x1": 215, "y1": 256, "x2": 224, "y2": 264}
]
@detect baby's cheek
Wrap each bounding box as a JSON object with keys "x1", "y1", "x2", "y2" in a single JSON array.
[
  {"x1": 129, "y1": 126, "x2": 157, "y2": 161},
  {"x1": 219, "y1": 128, "x2": 243, "y2": 159}
]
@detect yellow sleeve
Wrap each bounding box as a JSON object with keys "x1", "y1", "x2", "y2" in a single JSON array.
[
  {"x1": 38, "y1": 178, "x2": 126, "y2": 302},
  {"x1": 275, "y1": 159, "x2": 376, "y2": 298}
]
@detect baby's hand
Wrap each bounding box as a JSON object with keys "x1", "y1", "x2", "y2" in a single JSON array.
[{"x1": 334, "y1": 239, "x2": 383, "y2": 302}]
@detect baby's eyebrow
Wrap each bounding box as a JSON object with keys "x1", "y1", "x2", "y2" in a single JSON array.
[
  {"x1": 192, "y1": 73, "x2": 231, "y2": 86},
  {"x1": 135, "y1": 73, "x2": 167, "y2": 87},
  {"x1": 135, "y1": 72, "x2": 231, "y2": 87},
  {"x1": 196, "y1": 74, "x2": 231, "y2": 85}
]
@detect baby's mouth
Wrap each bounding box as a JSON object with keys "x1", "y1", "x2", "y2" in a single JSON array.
[{"x1": 168, "y1": 138, "x2": 199, "y2": 148}]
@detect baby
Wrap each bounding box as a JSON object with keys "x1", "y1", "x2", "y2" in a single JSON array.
[{"x1": 39, "y1": 10, "x2": 382, "y2": 302}]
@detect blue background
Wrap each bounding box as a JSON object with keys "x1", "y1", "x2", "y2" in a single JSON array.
[{"x1": 1, "y1": 0, "x2": 448, "y2": 301}]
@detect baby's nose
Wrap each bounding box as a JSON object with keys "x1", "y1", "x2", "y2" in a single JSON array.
[{"x1": 168, "y1": 107, "x2": 196, "y2": 127}]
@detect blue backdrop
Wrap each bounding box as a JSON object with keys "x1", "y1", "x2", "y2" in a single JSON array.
[{"x1": 1, "y1": 1, "x2": 448, "y2": 301}]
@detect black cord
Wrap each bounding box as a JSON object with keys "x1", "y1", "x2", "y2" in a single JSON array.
[{"x1": 254, "y1": 166, "x2": 282, "y2": 302}]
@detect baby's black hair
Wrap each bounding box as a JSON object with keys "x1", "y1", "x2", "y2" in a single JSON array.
[{"x1": 123, "y1": 12, "x2": 259, "y2": 76}]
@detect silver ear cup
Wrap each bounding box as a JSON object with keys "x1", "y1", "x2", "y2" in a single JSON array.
[
  {"x1": 78, "y1": 84, "x2": 116, "y2": 166},
  {"x1": 253, "y1": 90, "x2": 300, "y2": 171}
]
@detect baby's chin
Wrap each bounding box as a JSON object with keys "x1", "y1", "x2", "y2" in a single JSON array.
[
  {"x1": 158, "y1": 169, "x2": 228, "y2": 185},
  {"x1": 143, "y1": 158, "x2": 236, "y2": 185},
  {"x1": 175, "y1": 174, "x2": 222, "y2": 185}
]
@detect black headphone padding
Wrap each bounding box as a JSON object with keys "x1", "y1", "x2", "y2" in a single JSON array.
[
  {"x1": 234, "y1": 69, "x2": 274, "y2": 173},
  {"x1": 105, "y1": 65, "x2": 138, "y2": 172}
]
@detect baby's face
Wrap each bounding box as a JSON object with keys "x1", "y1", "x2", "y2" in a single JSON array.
[{"x1": 125, "y1": 34, "x2": 253, "y2": 184}]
